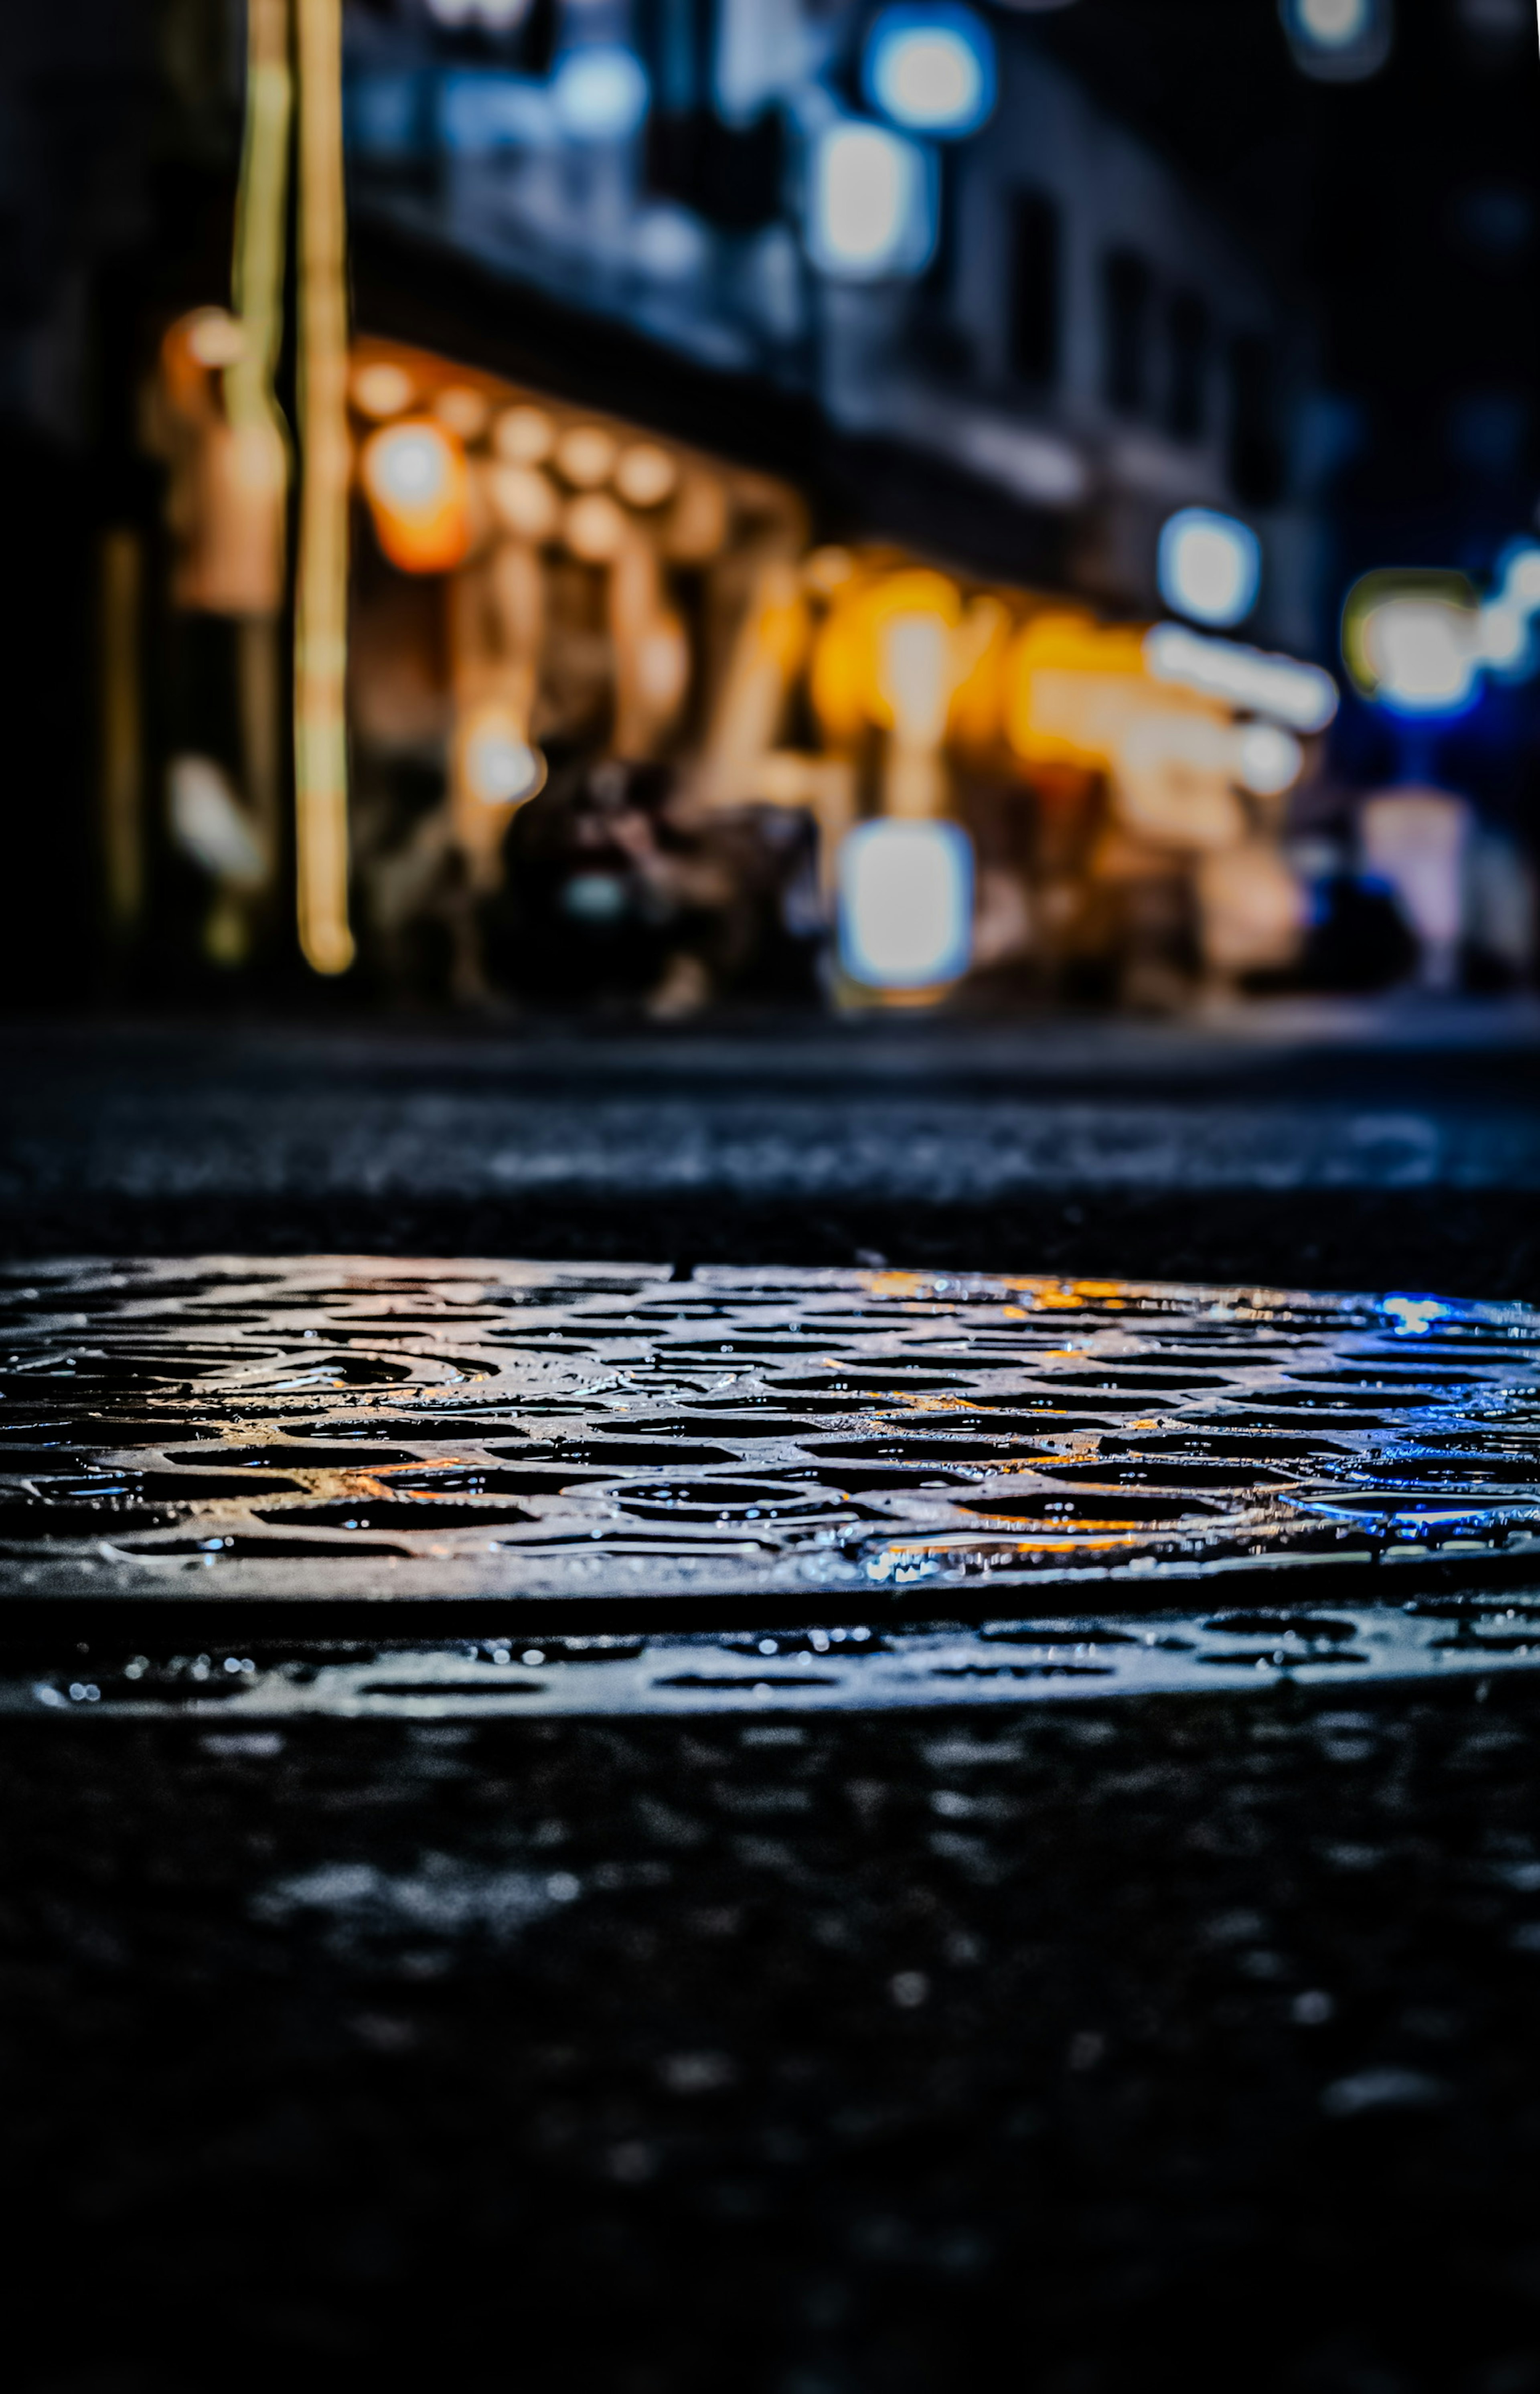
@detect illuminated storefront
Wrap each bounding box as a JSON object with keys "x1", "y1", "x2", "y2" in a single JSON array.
[{"x1": 146, "y1": 309, "x2": 1332, "y2": 1011}]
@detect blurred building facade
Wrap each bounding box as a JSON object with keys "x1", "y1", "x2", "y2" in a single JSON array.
[
  {"x1": 0, "y1": 0, "x2": 1535, "y2": 1013},
  {"x1": 346, "y1": 0, "x2": 1319, "y2": 649}
]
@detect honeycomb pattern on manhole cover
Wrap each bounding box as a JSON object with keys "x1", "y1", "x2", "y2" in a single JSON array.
[{"x1": 0, "y1": 1258, "x2": 1534, "y2": 1603}]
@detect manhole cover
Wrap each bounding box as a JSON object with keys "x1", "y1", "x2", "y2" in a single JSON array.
[{"x1": 0, "y1": 1258, "x2": 1534, "y2": 1608}]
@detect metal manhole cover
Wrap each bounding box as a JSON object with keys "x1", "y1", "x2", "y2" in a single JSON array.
[{"x1": 0, "y1": 1258, "x2": 1534, "y2": 1607}]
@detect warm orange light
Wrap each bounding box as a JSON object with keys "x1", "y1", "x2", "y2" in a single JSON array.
[
  {"x1": 434, "y1": 385, "x2": 491, "y2": 440},
  {"x1": 946, "y1": 596, "x2": 1010, "y2": 753},
  {"x1": 811, "y1": 568, "x2": 961, "y2": 745},
  {"x1": 563, "y1": 490, "x2": 628, "y2": 563},
  {"x1": 351, "y1": 359, "x2": 415, "y2": 420},
  {"x1": 487, "y1": 463, "x2": 559, "y2": 543},
  {"x1": 555, "y1": 424, "x2": 618, "y2": 488},
  {"x1": 1003, "y1": 611, "x2": 1149, "y2": 771},
  {"x1": 614, "y1": 442, "x2": 677, "y2": 508},
  {"x1": 493, "y1": 405, "x2": 553, "y2": 464},
  {"x1": 360, "y1": 417, "x2": 472, "y2": 573}
]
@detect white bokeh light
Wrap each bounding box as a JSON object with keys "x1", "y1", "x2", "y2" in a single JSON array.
[
  {"x1": 1500, "y1": 544, "x2": 1540, "y2": 606},
  {"x1": 365, "y1": 422, "x2": 454, "y2": 508},
  {"x1": 1364, "y1": 599, "x2": 1479, "y2": 714},
  {"x1": 838, "y1": 821, "x2": 974, "y2": 989},
  {"x1": 1281, "y1": 0, "x2": 1392, "y2": 80},
  {"x1": 1297, "y1": 0, "x2": 1371, "y2": 45},
  {"x1": 865, "y1": 8, "x2": 995, "y2": 136},
  {"x1": 464, "y1": 719, "x2": 546, "y2": 807},
  {"x1": 1477, "y1": 600, "x2": 1529, "y2": 673},
  {"x1": 806, "y1": 123, "x2": 933, "y2": 280},
  {"x1": 1157, "y1": 508, "x2": 1262, "y2": 628},
  {"x1": 1237, "y1": 724, "x2": 1305, "y2": 797},
  {"x1": 1144, "y1": 625, "x2": 1339, "y2": 732},
  {"x1": 551, "y1": 47, "x2": 649, "y2": 140}
]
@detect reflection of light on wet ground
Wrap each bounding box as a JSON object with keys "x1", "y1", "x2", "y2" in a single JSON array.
[
  {"x1": 0, "y1": 1258, "x2": 1535, "y2": 1606},
  {"x1": 14, "y1": 1596, "x2": 1540, "y2": 1717}
]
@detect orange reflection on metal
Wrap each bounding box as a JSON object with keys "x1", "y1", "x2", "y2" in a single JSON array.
[{"x1": 877, "y1": 1535, "x2": 1141, "y2": 1557}]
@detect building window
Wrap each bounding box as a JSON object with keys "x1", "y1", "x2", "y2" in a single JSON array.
[
  {"x1": 1228, "y1": 332, "x2": 1285, "y2": 505},
  {"x1": 1101, "y1": 248, "x2": 1152, "y2": 416},
  {"x1": 1166, "y1": 290, "x2": 1208, "y2": 443},
  {"x1": 1007, "y1": 189, "x2": 1060, "y2": 386}
]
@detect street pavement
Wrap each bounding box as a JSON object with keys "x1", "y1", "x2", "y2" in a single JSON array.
[
  {"x1": 1, "y1": 1003, "x2": 1538, "y2": 1294},
  {"x1": 2, "y1": 1003, "x2": 1539, "y2": 2394}
]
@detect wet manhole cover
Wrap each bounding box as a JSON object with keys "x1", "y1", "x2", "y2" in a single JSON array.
[{"x1": 0, "y1": 1258, "x2": 1535, "y2": 1709}]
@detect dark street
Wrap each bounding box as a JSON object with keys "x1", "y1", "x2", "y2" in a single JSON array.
[
  {"x1": 0, "y1": 1009, "x2": 1537, "y2": 2392},
  {"x1": 6, "y1": 0, "x2": 1540, "y2": 2383}
]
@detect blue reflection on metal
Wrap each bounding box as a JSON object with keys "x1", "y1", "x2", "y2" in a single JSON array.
[{"x1": 1383, "y1": 1295, "x2": 1451, "y2": 1337}]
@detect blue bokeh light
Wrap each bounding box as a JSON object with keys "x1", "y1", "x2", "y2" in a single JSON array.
[
  {"x1": 862, "y1": 5, "x2": 997, "y2": 138},
  {"x1": 551, "y1": 46, "x2": 650, "y2": 141},
  {"x1": 1157, "y1": 508, "x2": 1262, "y2": 629}
]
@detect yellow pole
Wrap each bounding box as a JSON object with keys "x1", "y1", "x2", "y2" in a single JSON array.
[
  {"x1": 227, "y1": 0, "x2": 291, "y2": 455},
  {"x1": 229, "y1": 0, "x2": 292, "y2": 891},
  {"x1": 294, "y1": 0, "x2": 354, "y2": 974}
]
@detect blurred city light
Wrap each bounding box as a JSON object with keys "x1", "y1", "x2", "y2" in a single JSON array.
[
  {"x1": 168, "y1": 755, "x2": 267, "y2": 886},
  {"x1": 425, "y1": 0, "x2": 532, "y2": 24},
  {"x1": 551, "y1": 47, "x2": 650, "y2": 142},
  {"x1": 1361, "y1": 790, "x2": 1470, "y2": 987},
  {"x1": 1343, "y1": 552, "x2": 1540, "y2": 713},
  {"x1": 1342, "y1": 572, "x2": 1481, "y2": 717},
  {"x1": 360, "y1": 419, "x2": 472, "y2": 573},
  {"x1": 838, "y1": 820, "x2": 974, "y2": 989},
  {"x1": 488, "y1": 461, "x2": 559, "y2": 541},
  {"x1": 615, "y1": 443, "x2": 678, "y2": 508},
  {"x1": 1280, "y1": 0, "x2": 1393, "y2": 80},
  {"x1": 352, "y1": 359, "x2": 415, "y2": 421},
  {"x1": 1500, "y1": 543, "x2": 1540, "y2": 607},
  {"x1": 1237, "y1": 723, "x2": 1305, "y2": 796},
  {"x1": 806, "y1": 122, "x2": 936, "y2": 279},
  {"x1": 439, "y1": 71, "x2": 551, "y2": 154},
  {"x1": 459, "y1": 706, "x2": 547, "y2": 808},
  {"x1": 1476, "y1": 600, "x2": 1531, "y2": 679},
  {"x1": 1298, "y1": 0, "x2": 1373, "y2": 42},
  {"x1": 494, "y1": 405, "x2": 554, "y2": 464},
  {"x1": 862, "y1": 6, "x2": 997, "y2": 138},
  {"x1": 556, "y1": 423, "x2": 619, "y2": 487},
  {"x1": 1157, "y1": 508, "x2": 1262, "y2": 629},
  {"x1": 185, "y1": 307, "x2": 245, "y2": 369},
  {"x1": 1144, "y1": 624, "x2": 1339, "y2": 731},
  {"x1": 1367, "y1": 604, "x2": 1478, "y2": 714}
]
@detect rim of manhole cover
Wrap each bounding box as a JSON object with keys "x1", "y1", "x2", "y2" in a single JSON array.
[{"x1": 0, "y1": 1257, "x2": 1533, "y2": 1617}]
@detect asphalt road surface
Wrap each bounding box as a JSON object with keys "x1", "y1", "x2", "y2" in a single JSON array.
[{"x1": 3, "y1": 1005, "x2": 1539, "y2": 2394}]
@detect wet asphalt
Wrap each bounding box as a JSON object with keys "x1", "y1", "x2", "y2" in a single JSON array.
[{"x1": 3, "y1": 1007, "x2": 1540, "y2": 2393}]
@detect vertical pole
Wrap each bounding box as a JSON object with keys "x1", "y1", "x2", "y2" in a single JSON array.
[
  {"x1": 228, "y1": 0, "x2": 292, "y2": 449},
  {"x1": 294, "y1": 0, "x2": 354, "y2": 975},
  {"x1": 229, "y1": 0, "x2": 292, "y2": 897}
]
